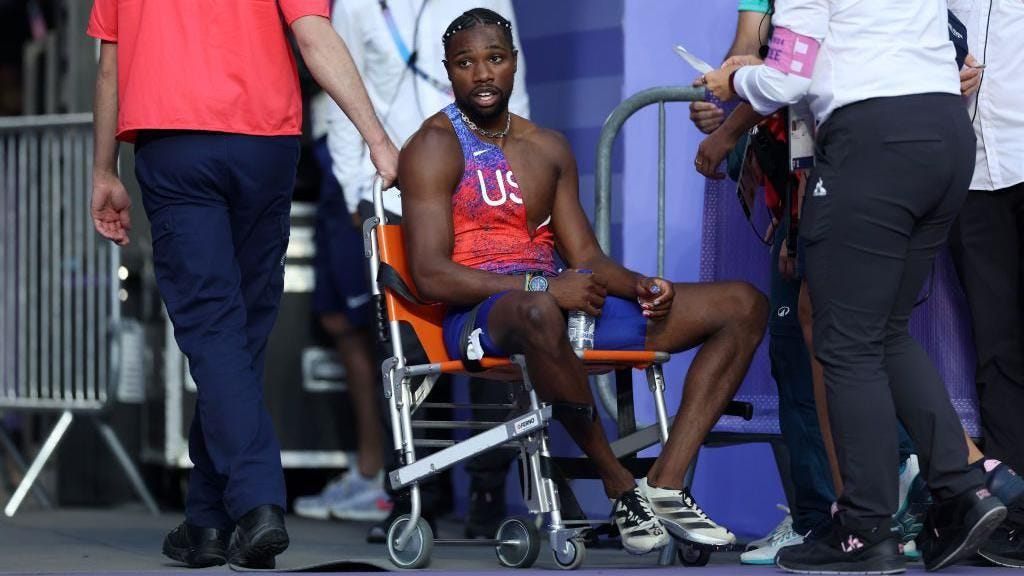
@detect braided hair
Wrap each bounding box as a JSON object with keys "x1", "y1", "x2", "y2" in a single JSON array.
[{"x1": 442, "y1": 8, "x2": 514, "y2": 51}]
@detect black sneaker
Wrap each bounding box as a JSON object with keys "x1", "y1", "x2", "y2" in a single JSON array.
[
  {"x1": 917, "y1": 487, "x2": 1006, "y2": 571},
  {"x1": 162, "y1": 522, "x2": 230, "y2": 568},
  {"x1": 610, "y1": 486, "x2": 670, "y2": 555},
  {"x1": 465, "y1": 485, "x2": 505, "y2": 539},
  {"x1": 775, "y1": 521, "x2": 904, "y2": 574},
  {"x1": 977, "y1": 520, "x2": 1024, "y2": 568},
  {"x1": 228, "y1": 505, "x2": 289, "y2": 569}
]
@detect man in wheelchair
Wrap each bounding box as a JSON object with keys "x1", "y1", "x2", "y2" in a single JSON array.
[{"x1": 397, "y1": 7, "x2": 769, "y2": 556}]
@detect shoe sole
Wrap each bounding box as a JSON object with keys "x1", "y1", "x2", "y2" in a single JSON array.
[
  {"x1": 162, "y1": 542, "x2": 227, "y2": 568},
  {"x1": 977, "y1": 549, "x2": 1024, "y2": 569},
  {"x1": 230, "y1": 528, "x2": 289, "y2": 569},
  {"x1": 330, "y1": 508, "x2": 392, "y2": 522},
  {"x1": 776, "y1": 557, "x2": 906, "y2": 574},
  {"x1": 621, "y1": 534, "x2": 671, "y2": 555},
  {"x1": 294, "y1": 508, "x2": 331, "y2": 520},
  {"x1": 659, "y1": 520, "x2": 735, "y2": 548},
  {"x1": 926, "y1": 505, "x2": 1006, "y2": 572}
]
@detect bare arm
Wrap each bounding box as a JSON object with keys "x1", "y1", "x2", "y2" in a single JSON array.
[
  {"x1": 690, "y1": 11, "x2": 769, "y2": 134},
  {"x1": 400, "y1": 125, "x2": 525, "y2": 305},
  {"x1": 91, "y1": 41, "x2": 131, "y2": 246},
  {"x1": 728, "y1": 11, "x2": 771, "y2": 59},
  {"x1": 547, "y1": 133, "x2": 641, "y2": 299},
  {"x1": 291, "y1": 15, "x2": 398, "y2": 187}
]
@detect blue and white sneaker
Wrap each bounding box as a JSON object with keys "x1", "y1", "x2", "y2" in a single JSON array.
[
  {"x1": 895, "y1": 454, "x2": 930, "y2": 558},
  {"x1": 293, "y1": 473, "x2": 360, "y2": 520},
  {"x1": 741, "y1": 521, "x2": 804, "y2": 565},
  {"x1": 328, "y1": 470, "x2": 392, "y2": 522},
  {"x1": 747, "y1": 505, "x2": 793, "y2": 551}
]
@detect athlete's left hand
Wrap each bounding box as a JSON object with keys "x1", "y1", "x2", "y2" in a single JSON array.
[{"x1": 636, "y1": 276, "x2": 673, "y2": 321}]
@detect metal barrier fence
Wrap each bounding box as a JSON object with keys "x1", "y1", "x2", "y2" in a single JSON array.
[
  {"x1": 592, "y1": 86, "x2": 705, "y2": 420},
  {"x1": 0, "y1": 114, "x2": 157, "y2": 516}
]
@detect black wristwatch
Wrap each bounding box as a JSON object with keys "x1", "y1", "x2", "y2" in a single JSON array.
[{"x1": 525, "y1": 272, "x2": 549, "y2": 292}]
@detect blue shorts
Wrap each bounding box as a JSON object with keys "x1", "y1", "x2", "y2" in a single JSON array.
[
  {"x1": 443, "y1": 293, "x2": 648, "y2": 361},
  {"x1": 311, "y1": 138, "x2": 370, "y2": 327}
]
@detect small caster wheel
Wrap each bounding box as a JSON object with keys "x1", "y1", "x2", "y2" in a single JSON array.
[
  {"x1": 553, "y1": 538, "x2": 586, "y2": 570},
  {"x1": 495, "y1": 516, "x2": 541, "y2": 568},
  {"x1": 677, "y1": 543, "x2": 711, "y2": 567},
  {"x1": 386, "y1": 514, "x2": 433, "y2": 569}
]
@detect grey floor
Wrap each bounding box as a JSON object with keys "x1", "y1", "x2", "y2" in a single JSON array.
[{"x1": 0, "y1": 508, "x2": 1016, "y2": 574}]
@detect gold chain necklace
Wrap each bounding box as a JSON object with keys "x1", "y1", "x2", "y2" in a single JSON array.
[{"x1": 459, "y1": 108, "x2": 511, "y2": 139}]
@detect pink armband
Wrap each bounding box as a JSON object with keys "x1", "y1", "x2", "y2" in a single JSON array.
[{"x1": 765, "y1": 27, "x2": 820, "y2": 79}]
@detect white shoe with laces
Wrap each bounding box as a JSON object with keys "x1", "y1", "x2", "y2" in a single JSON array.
[
  {"x1": 747, "y1": 505, "x2": 793, "y2": 550},
  {"x1": 293, "y1": 472, "x2": 361, "y2": 520},
  {"x1": 610, "y1": 486, "x2": 670, "y2": 555},
  {"x1": 740, "y1": 522, "x2": 804, "y2": 564},
  {"x1": 639, "y1": 477, "x2": 736, "y2": 547}
]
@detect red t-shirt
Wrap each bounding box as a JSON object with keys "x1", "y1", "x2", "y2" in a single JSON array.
[{"x1": 87, "y1": 0, "x2": 329, "y2": 142}]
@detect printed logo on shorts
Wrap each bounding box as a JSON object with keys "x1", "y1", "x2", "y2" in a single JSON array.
[
  {"x1": 813, "y1": 178, "x2": 827, "y2": 197},
  {"x1": 776, "y1": 306, "x2": 791, "y2": 318}
]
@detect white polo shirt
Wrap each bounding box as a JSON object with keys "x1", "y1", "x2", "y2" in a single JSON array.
[
  {"x1": 733, "y1": 0, "x2": 960, "y2": 126},
  {"x1": 950, "y1": 0, "x2": 1024, "y2": 191}
]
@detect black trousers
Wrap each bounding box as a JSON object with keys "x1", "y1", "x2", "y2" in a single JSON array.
[
  {"x1": 950, "y1": 184, "x2": 1024, "y2": 481},
  {"x1": 801, "y1": 93, "x2": 985, "y2": 530}
]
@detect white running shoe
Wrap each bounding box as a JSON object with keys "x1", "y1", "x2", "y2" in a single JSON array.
[
  {"x1": 293, "y1": 472, "x2": 362, "y2": 520},
  {"x1": 897, "y1": 454, "x2": 919, "y2": 516},
  {"x1": 740, "y1": 522, "x2": 804, "y2": 564},
  {"x1": 639, "y1": 477, "x2": 736, "y2": 547},
  {"x1": 610, "y1": 486, "x2": 670, "y2": 555},
  {"x1": 328, "y1": 470, "x2": 392, "y2": 522},
  {"x1": 747, "y1": 505, "x2": 793, "y2": 550}
]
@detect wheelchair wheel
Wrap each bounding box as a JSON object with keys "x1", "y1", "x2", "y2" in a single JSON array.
[
  {"x1": 386, "y1": 514, "x2": 433, "y2": 569},
  {"x1": 495, "y1": 516, "x2": 541, "y2": 568},
  {"x1": 552, "y1": 538, "x2": 586, "y2": 570},
  {"x1": 677, "y1": 542, "x2": 711, "y2": 567}
]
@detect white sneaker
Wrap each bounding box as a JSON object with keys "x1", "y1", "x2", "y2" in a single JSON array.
[
  {"x1": 897, "y1": 454, "x2": 919, "y2": 517},
  {"x1": 610, "y1": 486, "x2": 670, "y2": 555},
  {"x1": 740, "y1": 522, "x2": 803, "y2": 565},
  {"x1": 639, "y1": 477, "x2": 736, "y2": 547},
  {"x1": 293, "y1": 472, "x2": 361, "y2": 520},
  {"x1": 328, "y1": 470, "x2": 392, "y2": 522},
  {"x1": 747, "y1": 505, "x2": 793, "y2": 550}
]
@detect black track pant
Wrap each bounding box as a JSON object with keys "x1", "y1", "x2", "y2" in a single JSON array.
[
  {"x1": 950, "y1": 183, "x2": 1024, "y2": 523},
  {"x1": 801, "y1": 93, "x2": 985, "y2": 530}
]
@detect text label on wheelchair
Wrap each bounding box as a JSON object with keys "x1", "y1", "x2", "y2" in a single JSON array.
[{"x1": 514, "y1": 414, "x2": 539, "y2": 434}]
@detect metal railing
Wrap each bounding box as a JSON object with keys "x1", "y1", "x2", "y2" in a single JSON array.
[
  {"x1": 0, "y1": 114, "x2": 157, "y2": 516},
  {"x1": 592, "y1": 86, "x2": 705, "y2": 420}
]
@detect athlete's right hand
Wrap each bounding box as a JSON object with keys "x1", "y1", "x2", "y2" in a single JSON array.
[{"x1": 549, "y1": 269, "x2": 607, "y2": 317}]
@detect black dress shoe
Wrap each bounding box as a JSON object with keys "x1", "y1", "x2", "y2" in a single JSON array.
[
  {"x1": 918, "y1": 486, "x2": 1006, "y2": 571},
  {"x1": 228, "y1": 505, "x2": 289, "y2": 569},
  {"x1": 162, "y1": 521, "x2": 230, "y2": 568}
]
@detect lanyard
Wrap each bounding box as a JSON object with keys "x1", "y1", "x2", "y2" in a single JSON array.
[{"x1": 378, "y1": 0, "x2": 452, "y2": 96}]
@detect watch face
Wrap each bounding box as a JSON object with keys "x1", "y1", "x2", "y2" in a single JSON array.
[{"x1": 528, "y1": 275, "x2": 549, "y2": 292}]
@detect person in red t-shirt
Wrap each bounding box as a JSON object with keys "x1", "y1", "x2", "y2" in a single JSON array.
[{"x1": 86, "y1": 0, "x2": 398, "y2": 569}]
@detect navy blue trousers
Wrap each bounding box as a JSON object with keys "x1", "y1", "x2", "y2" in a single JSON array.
[
  {"x1": 135, "y1": 131, "x2": 299, "y2": 529},
  {"x1": 769, "y1": 226, "x2": 836, "y2": 534}
]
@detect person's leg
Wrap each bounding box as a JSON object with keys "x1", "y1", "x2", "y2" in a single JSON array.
[
  {"x1": 767, "y1": 228, "x2": 835, "y2": 538},
  {"x1": 949, "y1": 184, "x2": 1024, "y2": 483},
  {"x1": 138, "y1": 132, "x2": 295, "y2": 568},
  {"x1": 781, "y1": 94, "x2": 1000, "y2": 574},
  {"x1": 798, "y1": 280, "x2": 844, "y2": 496},
  {"x1": 639, "y1": 281, "x2": 768, "y2": 488},
  {"x1": 470, "y1": 290, "x2": 668, "y2": 554}
]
